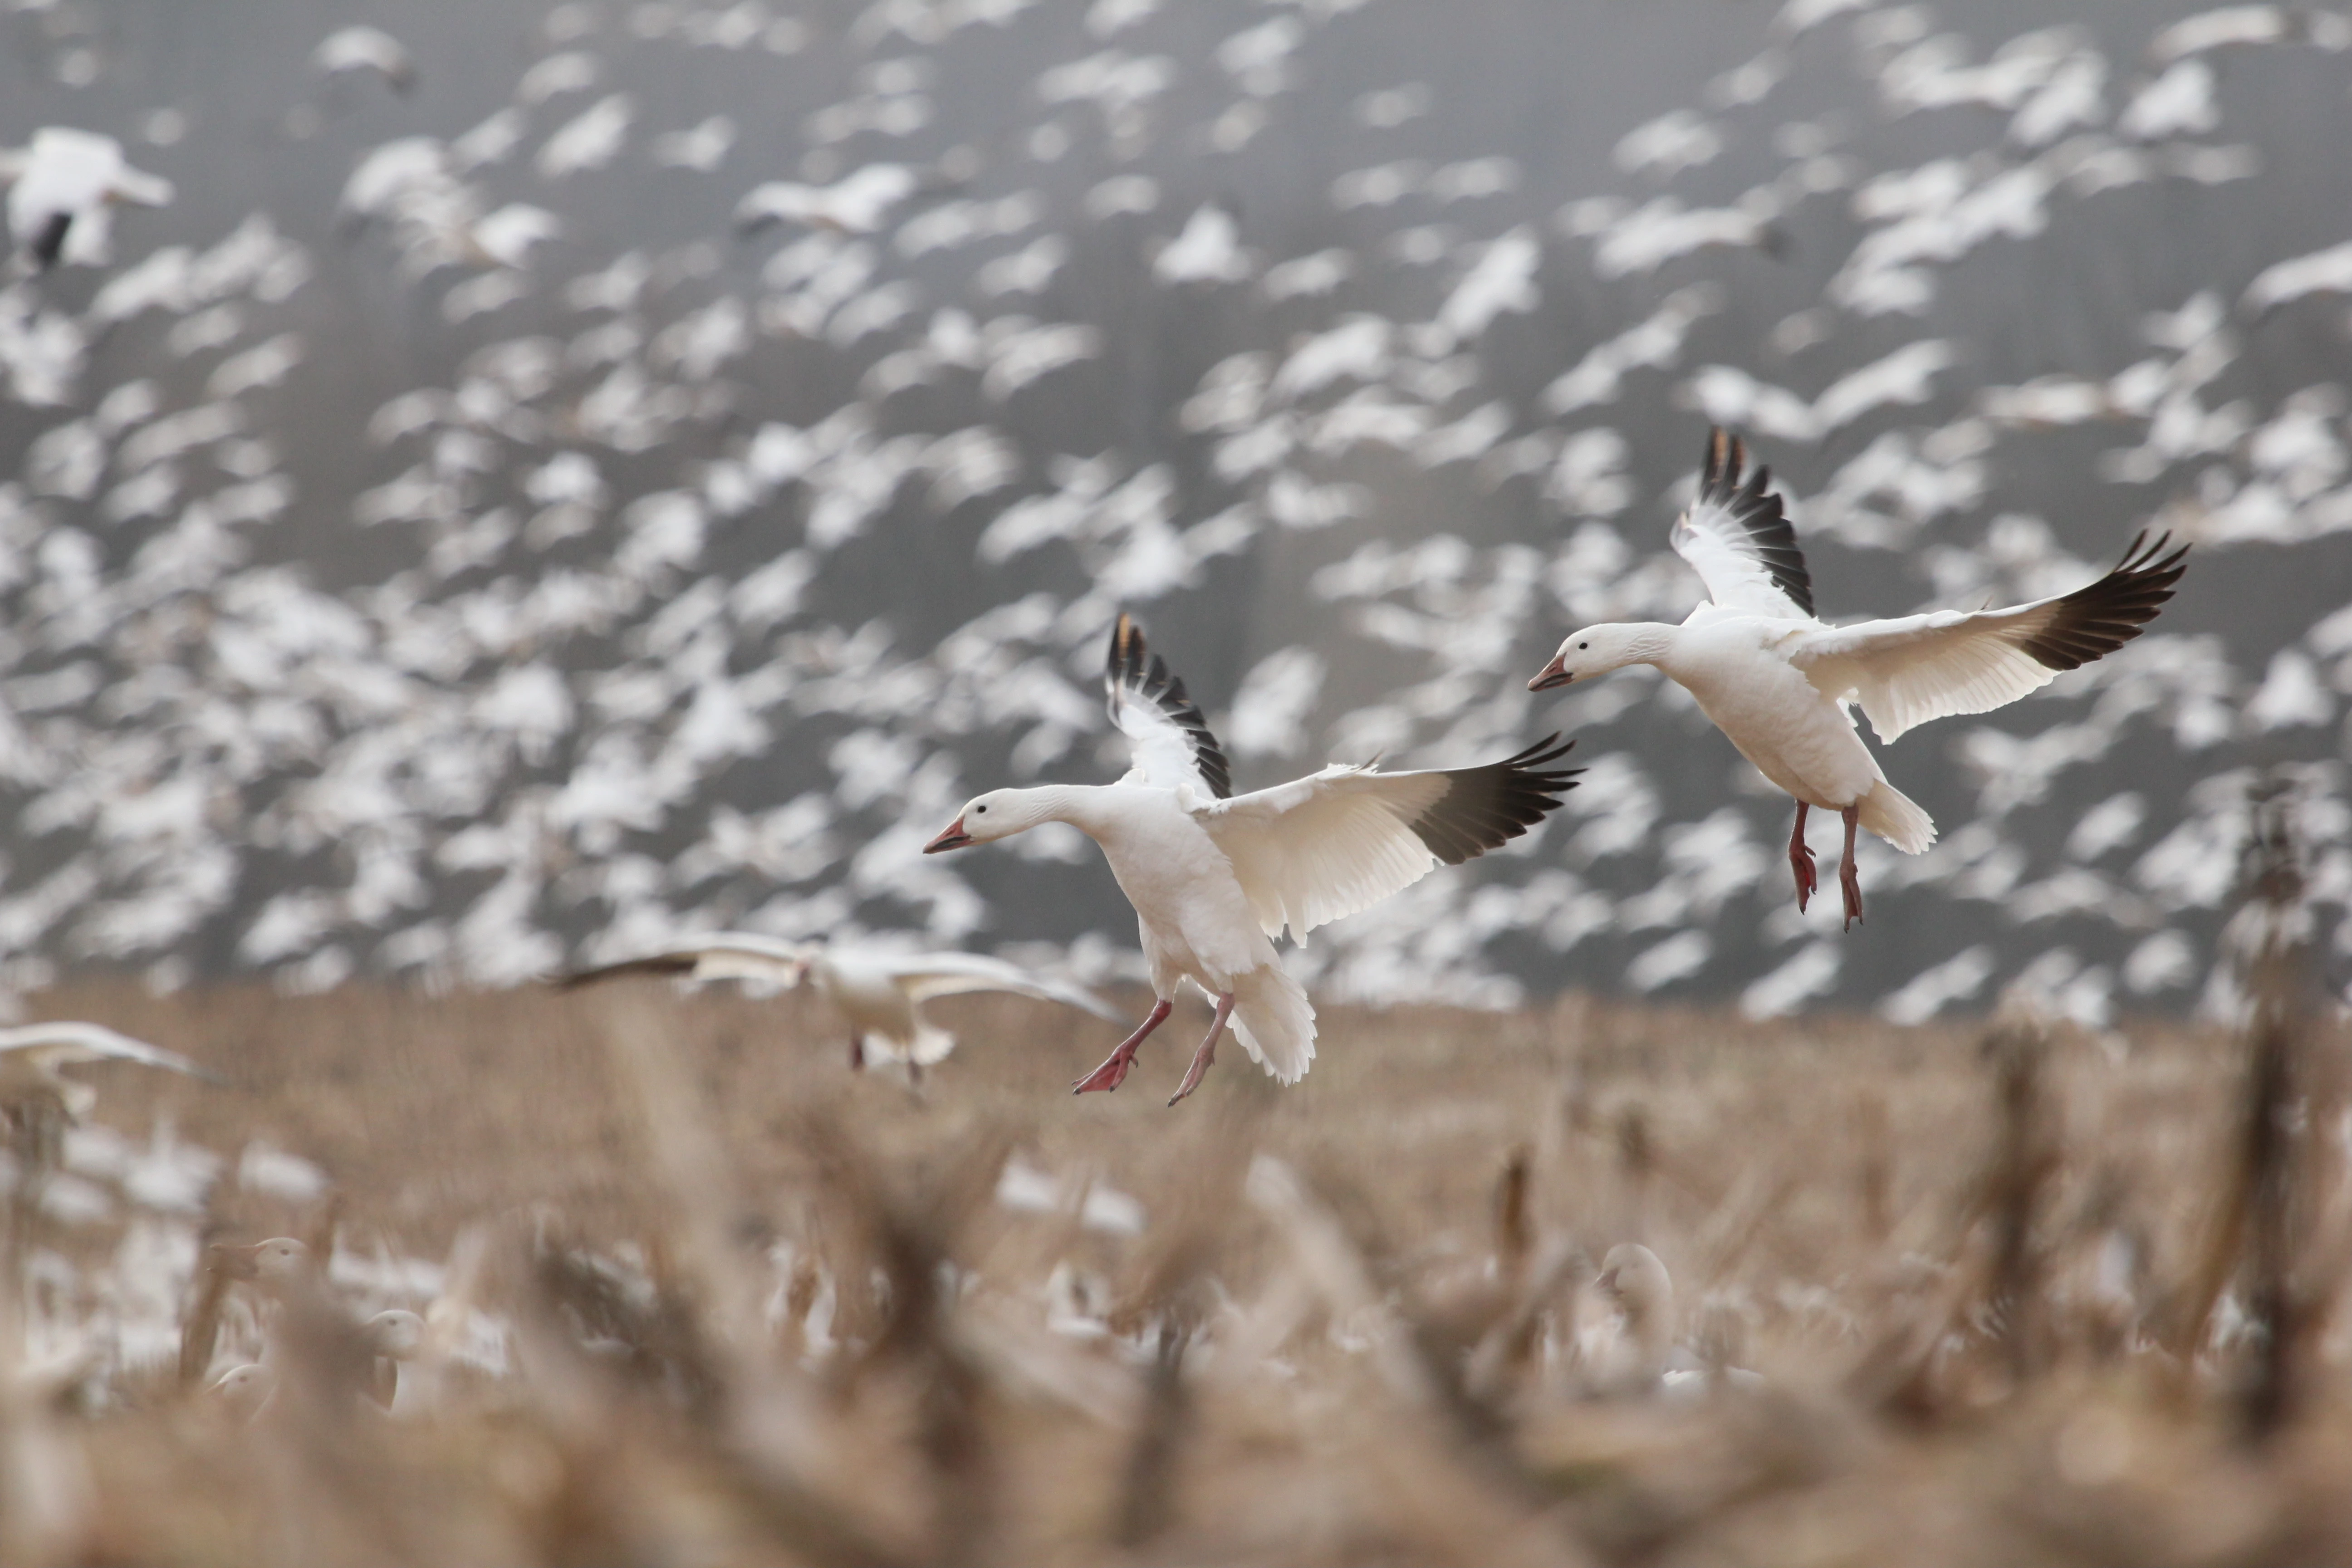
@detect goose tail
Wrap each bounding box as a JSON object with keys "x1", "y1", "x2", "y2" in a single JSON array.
[
  {"x1": 1227, "y1": 966, "x2": 1317, "y2": 1085},
  {"x1": 1859, "y1": 780, "x2": 1936, "y2": 855}
]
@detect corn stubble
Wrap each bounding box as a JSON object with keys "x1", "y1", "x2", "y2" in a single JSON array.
[{"x1": 1, "y1": 805, "x2": 2347, "y2": 1563}]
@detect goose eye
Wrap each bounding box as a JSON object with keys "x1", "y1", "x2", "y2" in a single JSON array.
[
  {"x1": 975, "y1": 805, "x2": 987, "y2": 813},
  {"x1": 1578, "y1": 642, "x2": 1588, "y2": 650}
]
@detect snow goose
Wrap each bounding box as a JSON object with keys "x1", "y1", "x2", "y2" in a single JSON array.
[
  {"x1": 925, "y1": 615, "x2": 1582, "y2": 1104},
  {"x1": 1588, "y1": 1242, "x2": 1760, "y2": 1397},
  {"x1": 563, "y1": 936, "x2": 1122, "y2": 1074},
  {"x1": 0, "y1": 128, "x2": 174, "y2": 271},
  {"x1": 1530, "y1": 430, "x2": 2187, "y2": 927},
  {"x1": 0, "y1": 1021, "x2": 220, "y2": 1122}
]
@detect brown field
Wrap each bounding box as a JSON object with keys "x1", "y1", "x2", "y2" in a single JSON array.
[{"x1": 5, "y1": 973, "x2": 2349, "y2": 1568}]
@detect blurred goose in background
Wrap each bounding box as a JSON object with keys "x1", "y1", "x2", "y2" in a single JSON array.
[
  {"x1": 211, "y1": 1235, "x2": 316, "y2": 1295},
  {"x1": 0, "y1": 1021, "x2": 218, "y2": 1121},
  {"x1": 926, "y1": 615, "x2": 1581, "y2": 1104},
  {"x1": 206, "y1": 1361, "x2": 277, "y2": 1422},
  {"x1": 361, "y1": 1308, "x2": 425, "y2": 1409},
  {"x1": 309, "y1": 25, "x2": 418, "y2": 94},
  {"x1": 0, "y1": 127, "x2": 174, "y2": 270},
  {"x1": 1588, "y1": 1241, "x2": 1760, "y2": 1397},
  {"x1": 562, "y1": 935, "x2": 1123, "y2": 1074},
  {"x1": 1531, "y1": 429, "x2": 2188, "y2": 928}
]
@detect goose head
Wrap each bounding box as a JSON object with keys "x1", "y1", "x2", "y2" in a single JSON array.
[
  {"x1": 922, "y1": 788, "x2": 1058, "y2": 853},
  {"x1": 1529, "y1": 624, "x2": 1664, "y2": 690}
]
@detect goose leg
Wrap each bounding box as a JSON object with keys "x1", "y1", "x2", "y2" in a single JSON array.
[
  {"x1": 1839, "y1": 805, "x2": 1864, "y2": 930},
  {"x1": 1787, "y1": 802, "x2": 1817, "y2": 912},
  {"x1": 1168, "y1": 992, "x2": 1235, "y2": 1107},
  {"x1": 1073, "y1": 1000, "x2": 1172, "y2": 1095}
]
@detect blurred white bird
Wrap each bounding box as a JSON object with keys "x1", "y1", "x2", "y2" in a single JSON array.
[
  {"x1": 564, "y1": 934, "x2": 1123, "y2": 1074},
  {"x1": 310, "y1": 26, "x2": 417, "y2": 93},
  {"x1": 1531, "y1": 431, "x2": 2187, "y2": 927},
  {"x1": 736, "y1": 165, "x2": 919, "y2": 235},
  {"x1": 1587, "y1": 1242, "x2": 1761, "y2": 1396},
  {"x1": 0, "y1": 1021, "x2": 219, "y2": 1120},
  {"x1": 924, "y1": 615, "x2": 1580, "y2": 1103},
  {"x1": 0, "y1": 128, "x2": 175, "y2": 271}
]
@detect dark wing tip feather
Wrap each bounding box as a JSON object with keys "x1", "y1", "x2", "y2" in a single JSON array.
[
  {"x1": 1405, "y1": 735, "x2": 1583, "y2": 867},
  {"x1": 1696, "y1": 426, "x2": 1814, "y2": 617},
  {"x1": 1103, "y1": 613, "x2": 1234, "y2": 799},
  {"x1": 29, "y1": 210, "x2": 70, "y2": 270},
  {"x1": 554, "y1": 954, "x2": 698, "y2": 989},
  {"x1": 2019, "y1": 529, "x2": 2190, "y2": 671}
]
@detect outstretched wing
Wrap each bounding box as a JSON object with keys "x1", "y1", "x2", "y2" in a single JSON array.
[
  {"x1": 1105, "y1": 612, "x2": 1233, "y2": 798},
  {"x1": 886, "y1": 952, "x2": 1125, "y2": 1021},
  {"x1": 1790, "y1": 531, "x2": 2189, "y2": 744},
  {"x1": 1198, "y1": 737, "x2": 1580, "y2": 943},
  {"x1": 0, "y1": 1021, "x2": 217, "y2": 1079},
  {"x1": 559, "y1": 934, "x2": 814, "y2": 988},
  {"x1": 1671, "y1": 427, "x2": 1815, "y2": 620}
]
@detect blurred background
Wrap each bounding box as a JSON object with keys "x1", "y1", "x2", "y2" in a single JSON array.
[{"x1": 0, "y1": 0, "x2": 2346, "y2": 1022}]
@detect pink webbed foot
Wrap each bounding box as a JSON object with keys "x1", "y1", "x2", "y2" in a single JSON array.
[
  {"x1": 1167, "y1": 993, "x2": 1235, "y2": 1107},
  {"x1": 1787, "y1": 803, "x2": 1818, "y2": 913},
  {"x1": 1073, "y1": 999, "x2": 1172, "y2": 1095},
  {"x1": 1839, "y1": 804, "x2": 1865, "y2": 930}
]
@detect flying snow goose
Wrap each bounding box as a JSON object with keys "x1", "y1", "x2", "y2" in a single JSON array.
[
  {"x1": 0, "y1": 1021, "x2": 219, "y2": 1120},
  {"x1": 924, "y1": 615, "x2": 1582, "y2": 1105},
  {"x1": 1529, "y1": 430, "x2": 2187, "y2": 928},
  {"x1": 563, "y1": 936, "x2": 1122, "y2": 1074},
  {"x1": 0, "y1": 128, "x2": 175, "y2": 271}
]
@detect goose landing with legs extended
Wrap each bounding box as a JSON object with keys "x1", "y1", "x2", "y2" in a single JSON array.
[
  {"x1": 1529, "y1": 429, "x2": 2187, "y2": 929},
  {"x1": 926, "y1": 615, "x2": 1583, "y2": 1105}
]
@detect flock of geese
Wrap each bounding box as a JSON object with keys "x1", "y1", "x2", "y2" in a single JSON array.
[
  {"x1": 558, "y1": 429, "x2": 2181, "y2": 1101},
  {"x1": 0, "y1": 0, "x2": 2333, "y2": 1034},
  {"x1": 4, "y1": 0, "x2": 2309, "y2": 1426},
  {"x1": 0, "y1": 427, "x2": 2183, "y2": 1115}
]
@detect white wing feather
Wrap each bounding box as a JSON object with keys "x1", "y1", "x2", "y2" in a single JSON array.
[
  {"x1": 675, "y1": 936, "x2": 816, "y2": 985},
  {"x1": 1789, "y1": 532, "x2": 2189, "y2": 743},
  {"x1": 1109, "y1": 689, "x2": 1210, "y2": 792},
  {"x1": 1197, "y1": 766, "x2": 1454, "y2": 943},
  {"x1": 0, "y1": 1022, "x2": 211, "y2": 1077},
  {"x1": 1789, "y1": 610, "x2": 2069, "y2": 743},
  {"x1": 887, "y1": 953, "x2": 1124, "y2": 1020},
  {"x1": 1671, "y1": 430, "x2": 1816, "y2": 622}
]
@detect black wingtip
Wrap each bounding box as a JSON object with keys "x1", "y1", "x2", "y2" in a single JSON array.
[
  {"x1": 1103, "y1": 614, "x2": 1235, "y2": 800},
  {"x1": 2017, "y1": 529, "x2": 2190, "y2": 672},
  {"x1": 1694, "y1": 426, "x2": 1814, "y2": 618},
  {"x1": 1404, "y1": 735, "x2": 1583, "y2": 867},
  {"x1": 28, "y1": 210, "x2": 70, "y2": 271},
  {"x1": 553, "y1": 955, "x2": 697, "y2": 990}
]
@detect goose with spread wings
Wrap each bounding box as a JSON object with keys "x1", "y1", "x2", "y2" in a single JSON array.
[
  {"x1": 563, "y1": 934, "x2": 1122, "y2": 1076},
  {"x1": 1529, "y1": 428, "x2": 2188, "y2": 928},
  {"x1": 924, "y1": 615, "x2": 1581, "y2": 1105},
  {"x1": 0, "y1": 1021, "x2": 220, "y2": 1119}
]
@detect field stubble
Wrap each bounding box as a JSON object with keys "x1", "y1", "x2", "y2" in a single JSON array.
[{"x1": 5, "y1": 967, "x2": 2349, "y2": 1567}]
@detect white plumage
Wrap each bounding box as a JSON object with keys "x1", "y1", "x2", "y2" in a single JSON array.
[
  {"x1": 1532, "y1": 428, "x2": 2187, "y2": 928},
  {"x1": 0, "y1": 1020, "x2": 217, "y2": 1120},
  {"x1": 564, "y1": 934, "x2": 1121, "y2": 1073},
  {"x1": 0, "y1": 128, "x2": 174, "y2": 271},
  {"x1": 925, "y1": 615, "x2": 1579, "y2": 1102}
]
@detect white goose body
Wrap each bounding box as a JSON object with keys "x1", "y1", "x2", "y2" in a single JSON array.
[
  {"x1": 1532, "y1": 430, "x2": 2187, "y2": 926},
  {"x1": 926, "y1": 615, "x2": 1580, "y2": 1102},
  {"x1": 1658, "y1": 609, "x2": 1888, "y2": 816},
  {"x1": 1076, "y1": 785, "x2": 1275, "y2": 991}
]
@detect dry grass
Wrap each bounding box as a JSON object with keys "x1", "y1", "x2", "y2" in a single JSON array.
[{"x1": 3, "y1": 956, "x2": 2348, "y2": 1567}]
